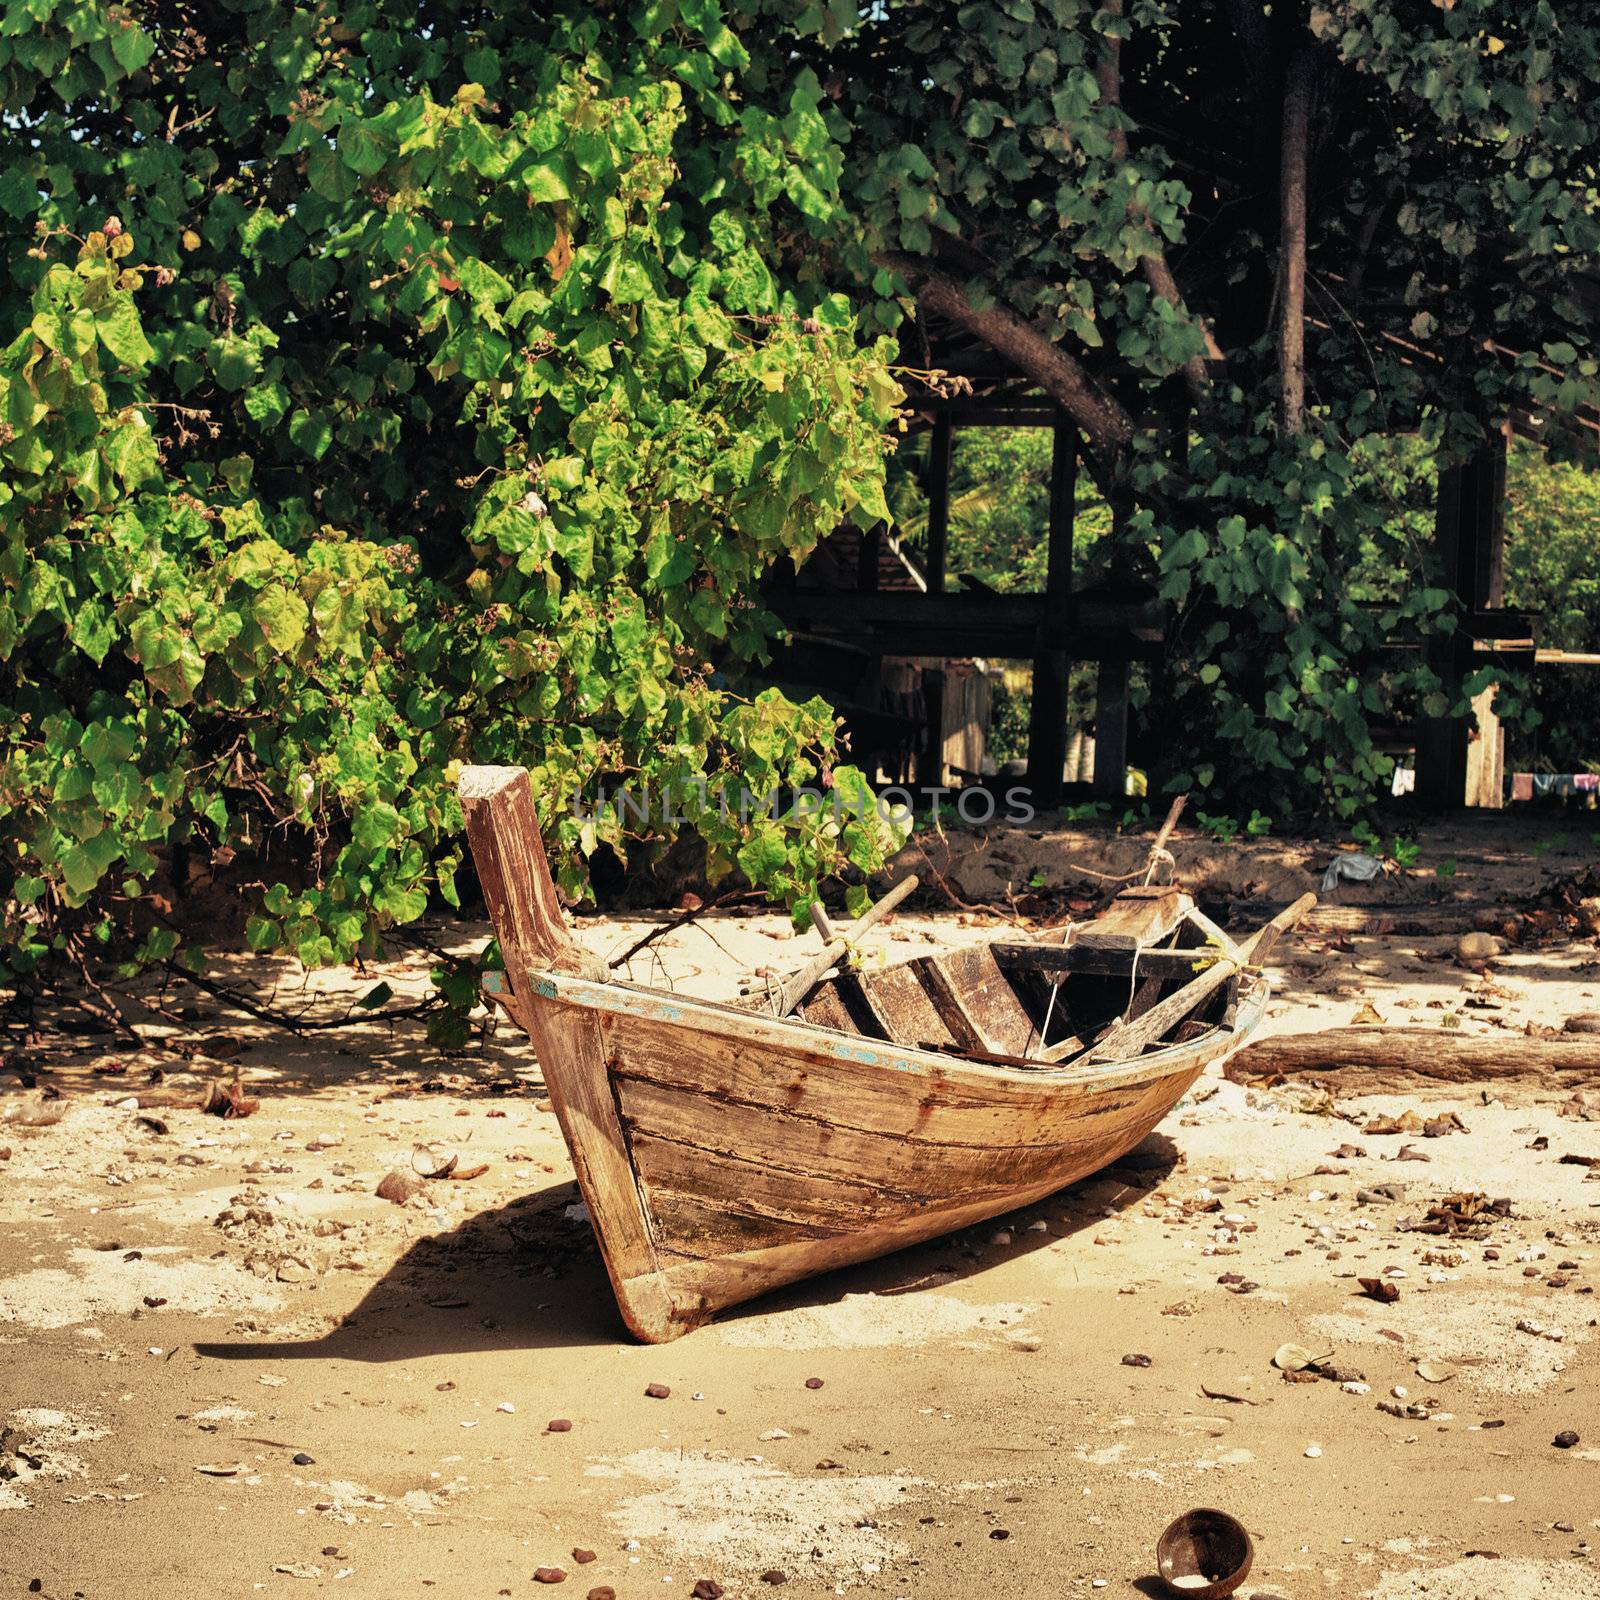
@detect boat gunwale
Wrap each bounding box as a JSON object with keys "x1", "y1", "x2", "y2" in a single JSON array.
[{"x1": 525, "y1": 965, "x2": 1271, "y2": 1092}]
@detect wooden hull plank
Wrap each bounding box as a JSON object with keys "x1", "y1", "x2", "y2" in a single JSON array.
[{"x1": 640, "y1": 1069, "x2": 1204, "y2": 1312}]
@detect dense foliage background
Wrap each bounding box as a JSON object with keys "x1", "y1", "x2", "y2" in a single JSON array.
[
  {"x1": 4, "y1": 0, "x2": 1600, "y2": 1007},
  {"x1": 0, "y1": 1, "x2": 911, "y2": 998}
]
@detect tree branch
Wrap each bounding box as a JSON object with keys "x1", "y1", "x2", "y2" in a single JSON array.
[
  {"x1": 876, "y1": 252, "x2": 1135, "y2": 463},
  {"x1": 1095, "y1": 0, "x2": 1223, "y2": 402},
  {"x1": 1278, "y1": 47, "x2": 1315, "y2": 435}
]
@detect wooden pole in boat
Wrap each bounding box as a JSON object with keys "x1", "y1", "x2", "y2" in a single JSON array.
[
  {"x1": 775, "y1": 874, "x2": 919, "y2": 1016},
  {"x1": 1083, "y1": 891, "x2": 1317, "y2": 1065},
  {"x1": 1142, "y1": 794, "x2": 1186, "y2": 882}
]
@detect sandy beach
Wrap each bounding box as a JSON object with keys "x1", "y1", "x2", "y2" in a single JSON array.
[{"x1": 4, "y1": 815, "x2": 1600, "y2": 1600}]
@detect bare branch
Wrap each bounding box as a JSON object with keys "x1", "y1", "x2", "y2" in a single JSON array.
[{"x1": 876, "y1": 253, "x2": 1135, "y2": 463}]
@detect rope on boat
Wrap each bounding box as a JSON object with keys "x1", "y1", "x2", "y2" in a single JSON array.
[
  {"x1": 756, "y1": 972, "x2": 786, "y2": 1015},
  {"x1": 1124, "y1": 940, "x2": 1145, "y2": 1017},
  {"x1": 1038, "y1": 973, "x2": 1063, "y2": 1053},
  {"x1": 1142, "y1": 846, "x2": 1175, "y2": 886}
]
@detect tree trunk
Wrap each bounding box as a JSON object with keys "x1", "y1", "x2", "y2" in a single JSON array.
[
  {"x1": 1227, "y1": 1026, "x2": 1600, "y2": 1091},
  {"x1": 1277, "y1": 48, "x2": 1315, "y2": 435}
]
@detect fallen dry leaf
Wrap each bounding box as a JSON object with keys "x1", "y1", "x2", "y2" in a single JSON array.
[{"x1": 201, "y1": 1079, "x2": 259, "y2": 1119}]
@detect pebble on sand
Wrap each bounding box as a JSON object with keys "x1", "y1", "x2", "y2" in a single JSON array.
[
  {"x1": 586, "y1": 1590, "x2": 616, "y2": 1600},
  {"x1": 571, "y1": 1548, "x2": 596, "y2": 1564},
  {"x1": 533, "y1": 1567, "x2": 567, "y2": 1584},
  {"x1": 1553, "y1": 1430, "x2": 1580, "y2": 1448},
  {"x1": 644, "y1": 1382, "x2": 671, "y2": 1399},
  {"x1": 547, "y1": 1419, "x2": 573, "y2": 1432},
  {"x1": 691, "y1": 1582, "x2": 725, "y2": 1599},
  {"x1": 804, "y1": 1377, "x2": 824, "y2": 1389}
]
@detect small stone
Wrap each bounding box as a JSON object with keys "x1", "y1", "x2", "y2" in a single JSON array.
[
  {"x1": 1554, "y1": 1430, "x2": 1580, "y2": 1449},
  {"x1": 644, "y1": 1383, "x2": 671, "y2": 1399},
  {"x1": 586, "y1": 1591, "x2": 616, "y2": 1600},
  {"x1": 1305, "y1": 1444, "x2": 1323, "y2": 1458},
  {"x1": 1121, "y1": 1353, "x2": 1152, "y2": 1368},
  {"x1": 533, "y1": 1567, "x2": 567, "y2": 1584},
  {"x1": 496, "y1": 1401, "x2": 516, "y2": 1414},
  {"x1": 691, "y1": 1582, "x2": 724, "y2": 1599},
  {"x1": 989, "y1": 1529, "x2": 1010, "y2": 1541},
  {"x1": 571, "y1": 1549, "x2": 597, "y2": 1565},
  {"x1": 292, "y1": 1451, "x2": 316, "y2": 1466},
  {"x1": 760, "y1": 1571, "x2": 788, "y2": 1585},
  {"x1": 436, "y1": 1381, "x2": 457, "y2": 1392},
  {"x1": 547, "y1": 1418, "x2": 573, "y2": 1432},
  {"x1": 804, "y1": 1377, "x2": 824, "y2": 1390}
]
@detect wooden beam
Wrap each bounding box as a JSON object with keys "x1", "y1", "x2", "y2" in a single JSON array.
[
  {"x1": 910, "y1": 956, "x2": 1000, "y2": 1053},
  {"x1": 857, "y1": 524, "x2": 881, "y2": 593},
  {"x1": 1027, "y1": 412, "x2": 1077, "y2": 807},
  {"x1": 926, "y1": 411, "x2": 953, "y2": 595},
  {"x1": 1226, "y1": 1026, "x2": 1600, "y2": 1089},
  {"x1": 918, "y1": 666, "x2": 946, "y2": 788},
  {"x1": 765, "y1": 591, "x2": 1167, "y2": 664},
  {"x1": 1092, "y1": 657, "x2": 1131, "y2": 799},
  {"x1": 992, "y1": 941, "x2": 1225, "y2": 981},
  {"x1": 1417, "y1": 434, "x2": 1507, "y2": 808}
]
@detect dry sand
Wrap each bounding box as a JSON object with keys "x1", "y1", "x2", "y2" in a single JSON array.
[{"x1": 2, "y1": 814, "x2": 1599, "y2": 1598}]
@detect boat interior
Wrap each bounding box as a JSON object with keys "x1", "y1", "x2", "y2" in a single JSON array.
[{"x1": 757, "y1": 885, "x2": 1244, "y2": 1069}]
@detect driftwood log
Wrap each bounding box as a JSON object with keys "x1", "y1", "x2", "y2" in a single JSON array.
[
  {"x1": 1226, "y1": 1026, "x2": 1600, "y2": 1091},
  {"x1": 1219, "y1": 900, "x2": 1511, "y2": 939}
]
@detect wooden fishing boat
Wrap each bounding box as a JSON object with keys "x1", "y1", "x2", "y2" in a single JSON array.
[{"x1": 460, "y1": 766, "x2": 1314, "y2": 1343}]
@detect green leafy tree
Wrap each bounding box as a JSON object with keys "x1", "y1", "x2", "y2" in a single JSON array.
[
  {"x1": 0, "y1": 2, "x2": 907, "y2": 995},
  {"x1": 778, "y1": 0, "x2": 1600, "y2": 814}
]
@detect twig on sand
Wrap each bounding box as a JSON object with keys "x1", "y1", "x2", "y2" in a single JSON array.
[{"x1": 606, "y1": 889, "x2": 760, "y2": 970}]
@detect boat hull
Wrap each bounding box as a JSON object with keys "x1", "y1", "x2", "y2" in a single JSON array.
[
  {"x1": 524, "y1": 969, "x2": 1268, "y2": 1341},
  {"x1": 457, "y1": 762, "x2": 1279, "y2": 1344}
]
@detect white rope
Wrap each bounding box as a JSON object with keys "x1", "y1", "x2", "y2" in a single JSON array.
[
  {"x1": 1124, "y1": 941, "x2": 1144, "y2": 1019},
  {"x1": 1040, "y1": 972, "x2": 1065, "y2": 1045},
  {"x1": 1142, "y1": 846, "x2": 1174, "y2": 887},
  {"x1": 758, "y1": 971, "x2": 786, "y2": 1016}
]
